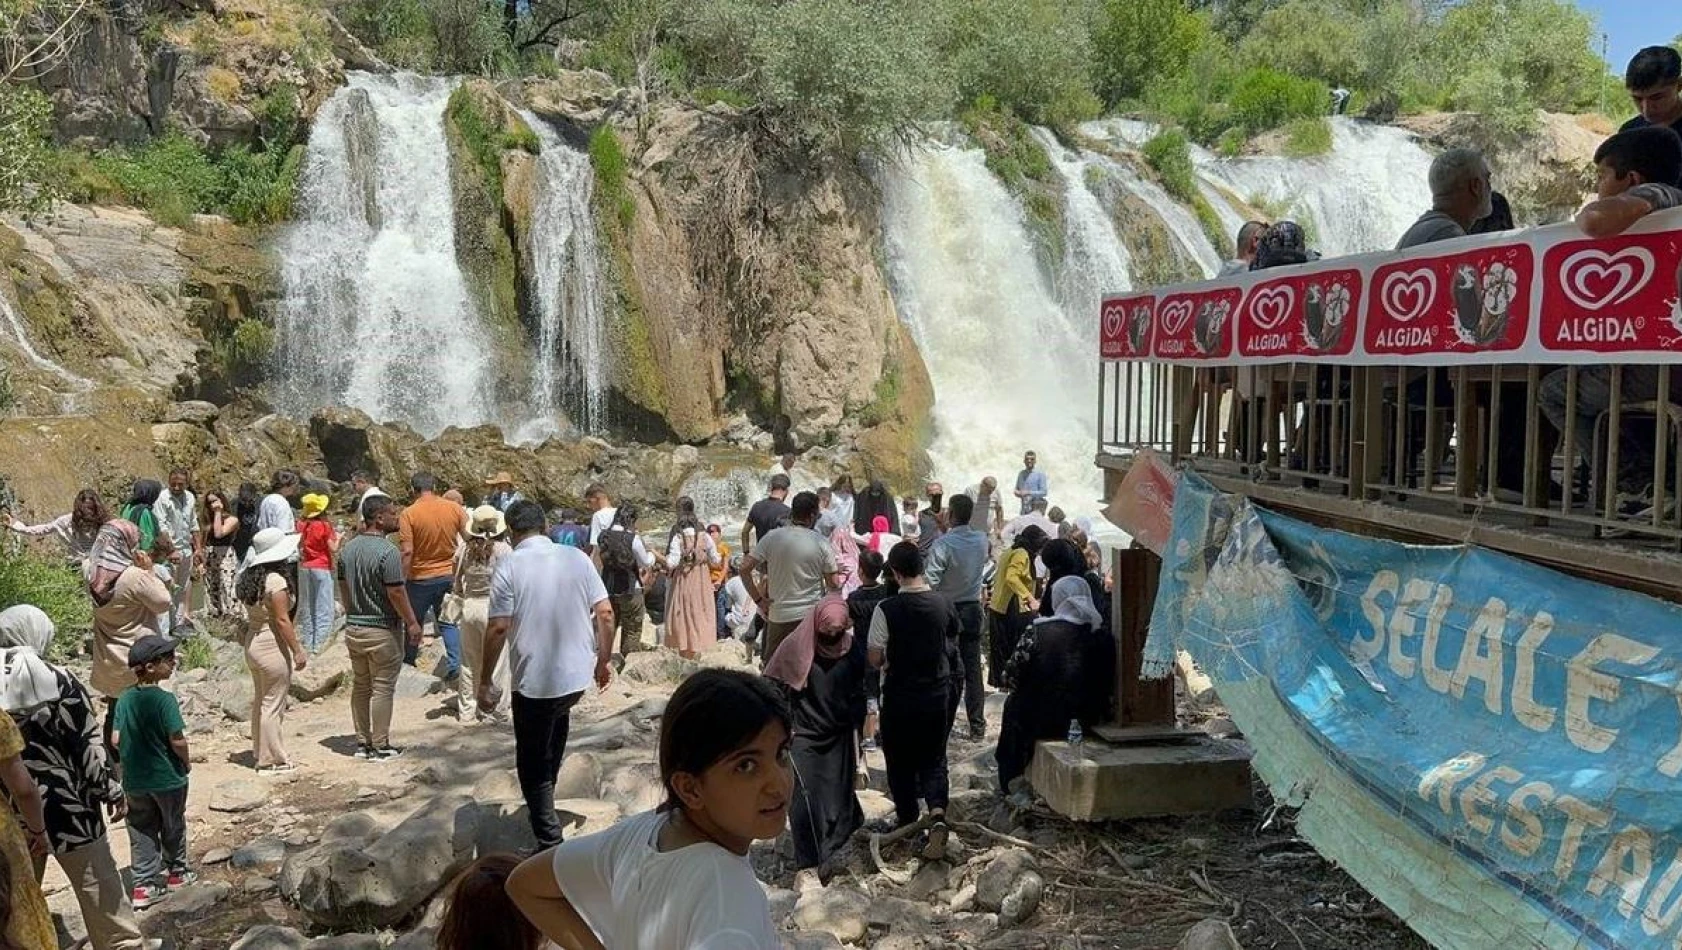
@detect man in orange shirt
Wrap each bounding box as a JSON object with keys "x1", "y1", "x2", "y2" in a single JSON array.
[{"x1": 398, "y1": 471, "x2": 464, "y2": 678}]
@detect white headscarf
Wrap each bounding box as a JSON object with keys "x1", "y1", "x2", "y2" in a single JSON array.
[
  {"x1": 1035, "y1": 575, "x2": 1103, "y2": 630},
  {"x1": 0, "y1": 605, "x2": 65, "y2": 711}
]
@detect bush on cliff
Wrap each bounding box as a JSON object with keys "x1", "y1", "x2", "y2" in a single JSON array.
[{"x1": 0, "y1": 544, "x2": 89, "y2": 661}]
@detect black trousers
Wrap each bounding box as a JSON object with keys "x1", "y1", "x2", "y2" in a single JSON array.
[
  {"x1": 881, "y1": 689, "x2": 950, "y2": 826},
  {"x1": 513, "y1": 690, "x2": 584, "y2": 849},
  {"x1": 952, "y1": 601, "x2": 985, "y2": 733}
]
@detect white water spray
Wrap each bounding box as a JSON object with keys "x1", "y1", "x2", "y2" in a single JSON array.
[{"x1": 0, "y1": 290, "x2": 93, "y2": 413}]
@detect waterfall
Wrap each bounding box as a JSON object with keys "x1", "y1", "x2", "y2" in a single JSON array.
[
  {"x1": 515, "y1": 110, "x2": 608, "y2": 442},
  {"x1": 879, "y1": 143, "x2": 1110, "y2": 519},
  {"x1": 273, "y1": 73, "x2": 496, "y2": 437},
  {"x1": 1029, "y1": 127, "x2": 1135, "y2": 313},
  {"x1": 0, "y1": 289, "x2": 92, "y2": 412},
  {"x1": 1081, "y1": 116, "x2": 1434, "y2": 257}
]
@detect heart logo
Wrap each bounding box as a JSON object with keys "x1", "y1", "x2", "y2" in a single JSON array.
[
  {"x1": 1248, "y1": 286, "x2": 1295, "y2": 331},
  {"x1": 1160, "y1": 299, "x2": 1194, "y2": 336},
  {"x1": 1102, "y1": 301, "x2": 1126, "y2": 338},
  {"x1": 1382, "y1": 268, "x2": 1437, "y2": 324},
  {"x1": 1561, "y1": 247, "x2": 1654, "y2": 311}
]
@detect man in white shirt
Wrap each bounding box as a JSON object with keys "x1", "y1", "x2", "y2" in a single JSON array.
[
  {"x1": 152, "y1": 467, "x2": 202, "y2": 629},
  {"x1": 583, "y1": 483, "x2": 617, "y2": 556},
  {"x1": 738, "y1": 492, "x2": 839, "y2": 665},
  {"x1": 350, "y1": 470, "x2": 388, "y2": 512},
  {"x1": 482, "y1": 500, "x2": 615, "y2": 849}
]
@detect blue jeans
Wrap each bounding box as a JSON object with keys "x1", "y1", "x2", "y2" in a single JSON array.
[
  {"x1": 715, "y1": 587, "x2": 729, "y2": 640},
  {"x1": 300, "y1": 567, "x2": 335, "y2": 653},
  {"x1": 405, "y1": 576, "x2": 460, "y2": 678}
]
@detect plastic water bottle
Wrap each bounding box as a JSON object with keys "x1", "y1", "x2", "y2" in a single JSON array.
[{"x1": 1066, "y1": 719, "x2": 1083, "y2": 746}]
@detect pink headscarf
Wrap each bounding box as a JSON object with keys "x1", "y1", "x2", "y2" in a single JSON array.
[
  {"x1": 85, "y1": 520, "x2": 139, "y2": 606},
  {"x1": 764, "y1": 594, "x2": 852, "y2": 691},
  {"x1": 868, "y1": 515, "x2": 891, "y2": 553},
  {"x1": 830, "y1": 528, "x2": 860, "y2": 596}
]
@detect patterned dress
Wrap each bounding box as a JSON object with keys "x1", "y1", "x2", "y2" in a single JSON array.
[{"x1": 0, "y1": 712, "x2": 57, "y2": 949}]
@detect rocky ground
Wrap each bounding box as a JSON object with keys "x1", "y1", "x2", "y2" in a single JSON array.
[{"x1": 42, "y1": 621, "x2": 1428, "y2": 950}]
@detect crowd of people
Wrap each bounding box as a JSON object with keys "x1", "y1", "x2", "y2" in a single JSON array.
[
  {"x1": 1215, "y1": 46, "x2": 1682, "y2": 519},
  {"x1": 0, "y1": 444, "x2": 1119, "y2": 948}
]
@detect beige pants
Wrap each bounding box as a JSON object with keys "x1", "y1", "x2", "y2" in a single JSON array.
[
  {"x1": 245, "y1": 627, "x2": 293, "y2": 767},
  {"x1": 34, "y1": 836, "x2": 145, "y2": 950},
  {"x1": 345, "y1": 623, "x2": 403, "y2": 748},
  {"x1": 456, "y1": 597, "x2": 510, "y2": 722}
]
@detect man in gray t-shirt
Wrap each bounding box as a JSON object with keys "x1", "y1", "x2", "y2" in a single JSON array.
[
  {"x1": 739, "y1": 491, "x2": 839, "y2": 665},
  {"x1": 334, "y1": 496, "x2": 420, "y2": 757},
  {"x1": 1396, "y1": 148, "x2": 1491, "y2": 250}
]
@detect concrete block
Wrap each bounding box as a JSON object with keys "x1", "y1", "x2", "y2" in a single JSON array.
[{"x1": 1028, "y1": 737, "x2": 1253, "y2": 820}]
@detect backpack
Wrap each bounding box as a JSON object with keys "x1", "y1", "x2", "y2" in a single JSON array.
[{"x1": 598, "y1": 528, "x2": 639, "y2": 597}]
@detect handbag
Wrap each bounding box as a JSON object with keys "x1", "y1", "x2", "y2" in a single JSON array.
[{"x1": 439, "y1": 593, "x2": 464, "y2": 626}]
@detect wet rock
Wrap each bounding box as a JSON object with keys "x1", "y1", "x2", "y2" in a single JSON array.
[
  {"x1": 791, "y1": 886, "x2": 871, "y2": 944},
  {"x1": 230, "y1": 925, "x2": 308, "y2": 950},
  {"x1": 210, "y1": 779, "x2": 268, "y2": 813},
  {"x1": 1177, "y1": 919, "x2": 1242, "y2": 950},
  {"x1": 976, "y1": 849, "x2": 1037, "y2": 912}
]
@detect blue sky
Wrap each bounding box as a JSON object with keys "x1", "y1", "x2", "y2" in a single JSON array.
[{"x1": 1575, "y1": 0, "x2": 1682, "y2": 72}]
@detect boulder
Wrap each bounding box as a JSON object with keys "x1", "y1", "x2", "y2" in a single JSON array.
[
  {"x1": 904, "y1": 860, "x2": 953, "y2": 901},
  {"x1": 601, "y1": 762, "x2": 662, "y2": 814},
  {"x1": 783, "y1": 934, "x2": 844, "y2": 950},
  {"x1": 975, "y1": 848, "x2": 1037, "y2": 913},
  {"x1": 306, "y1": 937, "x2": 382, "y2": 950},
  {"x1": 472, "y1": 768, "x2": 524, "y2": 803},
  {"x1": 231, "y1": 835, "x2": 288, "y2": 870},
  {"x1": 555, "y1": 798, "x2": 623, "y2": 836},
  {"x1": 162, "y1": 400, "x2": 220, "y2": 425},
  {"x1": 621, "y1": 648, "x2": 697, "y2": 685},
  {"x1": 230, "y1": 926, "x2": 308, "y2": 950},
  {"x1": 790, "y1": 887, "x2": 871, "y2": 944},
  {"x1": 556, "y1": 752, "x2": 604, "y2": 800},
  {"x1": 519, "y1": 70, "x2": 623, "y2": 126},
  {"x1": 765, "y1": 886, "x2": 798, "y2": 927},
  {"x1": 695, "y1": 636, "x2": 753, "y2": 670},
  {"x1": 473, "y1": 800, "x2": 539, "y2": 856},
  {"x1": 290, "y1": 636, "x2": 351, "y2": 701},
  {"x1": 388, "y1": 929, "x2": 437, "y2": 950},
  {"x1": 286, "y1": 794, "x2": 481, "y2": 929},
  {"x1": 218, "y1": 672, "x2": 256, "y2": 722},
  {"x1": 395, "y1": 665, "x2": 444, "y2": 700},
  {"x1": 1177, "y1": 919, "x2": 1243, "y2": 950},
  {"x1": 210, "y1": 779, "x2": 269, "y2": 813},
  {"x1": 144, "y1": 881, "x2": 232, "y2": 921},
  {"x1": 997, "y1": 870, "x2": 1044, "y2": 926}
]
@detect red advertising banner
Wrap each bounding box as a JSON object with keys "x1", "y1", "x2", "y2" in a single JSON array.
[
  {"x1": 1237, "y1": 268, "x2": 1362, "y2": 359},
  {"x1": 1364, "y1": 244, "x2": 1532, "y2": 359},
  {"x1": 1152, "y1": 286, "x2": 1242, "y2": 360},
  {"x1": 1100, "y1": 293, "x2": 1155, "y2": 360},
  {"x1": 1539, "y1": 231, "x2": 1682, "y2": 354}
]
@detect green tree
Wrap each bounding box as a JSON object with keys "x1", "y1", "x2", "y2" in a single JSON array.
[
  {"x1": 938, "y1": 0, "x2": 1099, "y2": 128},
  {"x1": 1, "y1": 0, "x2": 92, "y2": 213},
  {"x1": 1238, "y1": 0, "x2": 1359, "y2": 85},
  {"x1": 1093, "y1": 0, "x2": 1209, "y2": 105},
  {"x1": 1429, "y1": 0, "x2": 1604, "y2": 123}
]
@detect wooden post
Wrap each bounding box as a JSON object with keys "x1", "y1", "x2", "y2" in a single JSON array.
[{"x1": 1112, "y1": 547, "x2": 1174, "y2": 727}]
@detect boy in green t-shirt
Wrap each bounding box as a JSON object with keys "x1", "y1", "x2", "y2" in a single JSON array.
[{"x1": 113, "y1": 635, "x2": 194, "y2": 909}]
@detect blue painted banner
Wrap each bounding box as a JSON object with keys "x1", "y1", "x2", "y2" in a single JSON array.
[{"x1": 1151, "y1": 474, "x2": 1682, "y2": 949}]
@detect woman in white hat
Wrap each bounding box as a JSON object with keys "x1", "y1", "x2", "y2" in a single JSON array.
[
  {"x1": 236, "y1": 528, "x2": 306, "y2": 773},
  {"x1": 452, "y1": 505, "x2": 512, "y2": 724}
]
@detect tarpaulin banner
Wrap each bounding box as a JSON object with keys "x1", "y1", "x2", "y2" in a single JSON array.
[
  {"x1": 1151, "y1": 472, "x2": 1682, "y2": 949},
  {"x1": 1102, "y1": 207, "x2": 1682, "y2": 367}
]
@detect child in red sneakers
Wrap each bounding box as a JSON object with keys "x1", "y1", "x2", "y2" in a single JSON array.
[{"x1": 112, "y1": 635, "x2": 194, "y2": 908}]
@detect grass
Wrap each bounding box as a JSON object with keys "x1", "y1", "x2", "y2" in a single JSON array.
[
  {"x1": 0, "y1": 546, "x2": 91, "y2": 662},
  {"x1": 858, "y1": 356, "x2": 901, "y2": 428},
  {"x1": 1282, "y1": 116, "x2": 1332, "y2": 158},
  {"x1": 589, "y1": 125, "x2": 635, "y2": 230},
  {"x1": 52, "y1": 131, "x2": 300, "y2": 227},
  {"x1": 445, "y1": 85, "x2": 541, "y2": 197},
  {"x1": 177, "y1": 634, "x2": 218, "y2": 671}
]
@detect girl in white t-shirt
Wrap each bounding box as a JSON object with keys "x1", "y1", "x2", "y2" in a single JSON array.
[{"x1": 506, "y1": 669, "x2": 794, "y2": 949}]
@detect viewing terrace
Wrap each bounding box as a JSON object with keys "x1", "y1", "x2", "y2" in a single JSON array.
[{"x1": 1095, "y1": 209, "x2": 1682, "y2": 602}]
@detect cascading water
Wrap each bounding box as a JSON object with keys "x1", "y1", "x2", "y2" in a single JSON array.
[
  {"x1": 515, "y1": 110, "x2": 608, "y2": 442},
  {"x1": 273, "y1": 73, "x2": 496, "y2": 436},
  {"x1": 0, "y1": 289, "x2": 92, "y2": 412},
  {"x1": 1082, "y1": 116, "x2": 1434, "y2": 257},
  {"x1": 879, "y1": 143, "x2": 1110, "y2": 518}
]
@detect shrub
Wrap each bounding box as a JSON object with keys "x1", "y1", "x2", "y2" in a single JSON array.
[
  {"x1": 1142, "y1": 129, "x2": 1197, "y2": 204},
  {"x1": 939, "y1": 0, "x2": 1098, "y2": 129},
  {"x1": 1093, "y1": 0, "x2": 1209, "y2": 106},
  {"x1": 1282, "y1": 116, "x2": 1332, "y2": 157},
  {"x1": 1227, "y1": 67, "x2": 1325, "y2": 136}
]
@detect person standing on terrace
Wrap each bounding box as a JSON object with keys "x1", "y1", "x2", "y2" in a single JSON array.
[
  {"x1": 1396, "y1": 148, "x2": 1491, "y2": 249},
  {"x1": 1620, "y1": 46, "x2": 1682, "y2": 138}
]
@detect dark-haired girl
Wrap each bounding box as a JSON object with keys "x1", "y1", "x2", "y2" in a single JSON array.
[
  {"x1": 237, "y1": 528, "x2": 306, "y2": 774},
  {"x1": 2, "y1": 487, "x2": 108, "y2": 568},
  {"x1": 438, "y1": 854, "x2": 542, "y2": 950},
  {"x1": 203, "y1": 489, "x2": 241, "y2": 619},
  {"x1": 866, "y1": 541, "x2": 959, "y2": 860},
  {"x1": 506, "y1": 668, "x2": 790, "y2": 948}
]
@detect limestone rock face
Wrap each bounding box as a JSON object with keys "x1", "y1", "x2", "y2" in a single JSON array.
[{"x1": 517, "y1": 71, "x2": 624, "y2": 129}]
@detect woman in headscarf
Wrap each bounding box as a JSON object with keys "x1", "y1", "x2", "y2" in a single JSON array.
[
  {"x1": 852, "y1": 480, "x2": 896, "y2": 537},
  {"x1": 857, "y1": 515, "x2": 903, "y2": 556},
  {"x1": 828, "y1": 521, "x2": 860, "y2": 596},
  {"x1": 764, "y1": 593, "x2": 866, "y2": 893},
  {"x1": 118, "y1": 480, "x2": 162, "y2": 552},
  {"x1": 237, "y1": 528, "x2": 306, "y2": 773},
  {"x1": 0, "y1": 606, "x2": 145, "y2": 949},
  {"x1": 664, "y1": 497, "x2": 721, "y2": 661},
  {"x1": 85, "y1": 520, "x2": 171, "y2": 703},
  {"x1": 454, "y1": 505, "x2": 513, "y2": 724},
  {"x1": 995, "y1": 575, "x2": 1106, "y2": 793},
  {"x1": 1039, "y1": 538, "x2": 1109, "y2": 637},
  {"x1": 987, "y1": 525, "x2": 1046, "y2": 690}
]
